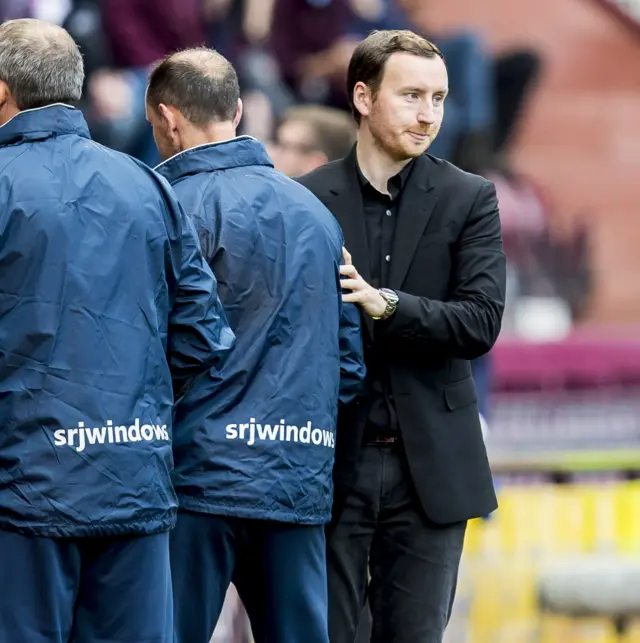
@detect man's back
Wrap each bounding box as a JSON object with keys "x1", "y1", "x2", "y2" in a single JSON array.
[
  {"x1": 156, "y1": 137, "x2": 364, "y2": 525},
  {"x1": 0, "y1": 105, "x2": 234, "y2": 538}
]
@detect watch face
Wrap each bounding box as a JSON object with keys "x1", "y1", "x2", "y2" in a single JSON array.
[{"x1": 380, "y1": 288, "x2": 399, "y2": 303}]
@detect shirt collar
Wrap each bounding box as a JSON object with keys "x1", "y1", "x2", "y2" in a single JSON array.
[
  {"x1": 356, "y1": 155, "x2": 415, "y2": 200},
  {"x1": 154, "y1": 136, "x2": 274, "y2": 183}
]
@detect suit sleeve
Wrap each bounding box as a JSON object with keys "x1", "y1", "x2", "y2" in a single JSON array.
[
  {"x1": 385, "y1": 180, "x2": 506, "y2": 359},
  {"x1": 168, "y1": 209, "x2": 235, "y2": 382}
]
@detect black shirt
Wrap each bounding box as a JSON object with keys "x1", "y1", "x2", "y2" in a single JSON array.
[{"x1": 356, "y1": 159, "x2": 414, "y2": 438}]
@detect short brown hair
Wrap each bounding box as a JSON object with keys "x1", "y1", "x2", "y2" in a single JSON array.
[
  {"x1": 346, "y1": 30, "x2": 444, "y2": 124},
  {"x1": 147, "y1": 48, "x2": 239, "y2": 128},
  {"x1": 280, "y1": 105, "x2": 356, "y2": 161}
]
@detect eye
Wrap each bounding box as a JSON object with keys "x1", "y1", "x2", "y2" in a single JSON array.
[
  {"x1": 405, "y1": 92, "x2": 419, "y2": 101},
  {"x1": 433, "y1": 94, "x2": 446, "y2": 104}
]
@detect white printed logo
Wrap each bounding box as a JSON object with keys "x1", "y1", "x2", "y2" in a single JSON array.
[
  {"x1": 53, "y1": 418, "x2": 170, "y2": 453},
  {"x1": 226, "y1": 419, "x2": 335, "y2": 449}
]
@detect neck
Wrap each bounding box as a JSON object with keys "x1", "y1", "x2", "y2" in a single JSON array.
[
  {"x1": 355, "y1": 124, "x2": 411, "y2": 194},
  {"x1": 0, "y1": 101, "x2": 20, "y2": 128},
  {"x1": 182, "y1": 121, "x2": 237, "y2": 150}
]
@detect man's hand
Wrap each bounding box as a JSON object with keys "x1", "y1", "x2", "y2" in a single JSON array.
[{"x1": 341, "y1": 247, "x2": 387, "y2": 318}]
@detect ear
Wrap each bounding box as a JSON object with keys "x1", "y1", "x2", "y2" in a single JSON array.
[
  {"x1": 352, "y1": 81, "x2": 372, "y2": 121},
  {"x1": 306, "y1": 150, "x2": 328, "y2": 170},
  {"x1": 233, "y1": 98, "x2": 243, "y2": 129},
  {"x1": 0, "y1": 80, "x2": 19, "y2": 125},
  {"x1": 158, "y1": 103, "x2": 178, "y2": 133}
]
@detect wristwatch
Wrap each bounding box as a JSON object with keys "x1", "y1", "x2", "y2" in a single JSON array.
[{"x1": 372, "y1": 288, "x2": 399, "y2": 321}]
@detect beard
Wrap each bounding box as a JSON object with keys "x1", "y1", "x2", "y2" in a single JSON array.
[
  {"x1": 369, "y1": 119, "x2": 436, "y2": 162},
  {"x1": 380, "y1": 130, "x2": 435, "y2": 161}
]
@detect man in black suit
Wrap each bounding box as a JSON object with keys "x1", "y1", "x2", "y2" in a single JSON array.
[{"x1": 297, "y1": 29, "x2": 506, "y2": 643}]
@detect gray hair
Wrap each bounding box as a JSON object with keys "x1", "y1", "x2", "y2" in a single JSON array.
[{"x1": 0, "y1": 19, "x2": 84, "y2": 110}]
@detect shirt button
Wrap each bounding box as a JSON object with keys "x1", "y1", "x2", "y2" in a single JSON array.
[
  {"x1": 385, "y1": 209, "x2": 392, "y2": 217},
  {"x1": 385, "y1": 255, "x2": 391, "y2": 262}
]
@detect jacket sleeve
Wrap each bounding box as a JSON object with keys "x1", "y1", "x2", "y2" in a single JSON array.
[
  {"x1": 338, "y1": 296, "x2": 366, "y2": 405},
  {"x1": 385, "y1": 180, "x2": 506, "y2": 360},
  {"x1": 168, "y1": 210, "x2": 235, "y2": 382},
  {"x1": 336, "y1": 234, "x2": 366, "y2": 404}
]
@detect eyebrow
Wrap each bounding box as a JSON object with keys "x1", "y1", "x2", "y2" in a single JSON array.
[{"x1": 399, "y1": 86, "x2": 449, "y2": 95}]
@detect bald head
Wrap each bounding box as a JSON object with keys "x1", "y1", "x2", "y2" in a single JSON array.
[
  {"x1": 147, "y1": 48, "x2": 240, "y2": 127},
  {"x1": 0, "y1": 19, "x2": 84, "y2": 111}
]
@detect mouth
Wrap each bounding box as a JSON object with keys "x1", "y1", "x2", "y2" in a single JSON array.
[{"x1": 407, "y1": 132, "x2": 430, "y2": 142}]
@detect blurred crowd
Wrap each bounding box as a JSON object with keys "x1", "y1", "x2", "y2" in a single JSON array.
[{"x1": 0, "y1": 0, "x2": 540, "y2": 178}]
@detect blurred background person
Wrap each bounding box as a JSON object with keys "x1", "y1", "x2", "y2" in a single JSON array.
[
  {"x1": 271, "y1": 104, "x2": 357, "y2": 176},
  {"x1": 93, "y1": 0, "x2": 209, "y2": 164}
]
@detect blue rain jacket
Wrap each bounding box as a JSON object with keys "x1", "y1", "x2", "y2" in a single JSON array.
[
  {"x1": 156, "y1": 137, "x2": 365, "y2": 525},
  {"x1": 0, "y1": 105, "x2": 235, "y2": 538}
]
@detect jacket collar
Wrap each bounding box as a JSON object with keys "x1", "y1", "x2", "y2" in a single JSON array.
[
  {"x1": 154, "y1": 136, "x2": 273, "y2": 183},
  {"x1": 0, "y1": 104, "x2": 90, "y2": 147}
]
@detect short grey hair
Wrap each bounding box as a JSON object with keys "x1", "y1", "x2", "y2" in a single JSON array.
[{"x1": 0, "y1": 19, "x2": 84, "y2": 110}]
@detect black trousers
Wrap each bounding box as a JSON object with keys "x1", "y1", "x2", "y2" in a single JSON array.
[{"x1": 327, "y1": 443, "x2": 467, "y2": 643}]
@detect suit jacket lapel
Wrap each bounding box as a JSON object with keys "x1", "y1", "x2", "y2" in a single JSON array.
[
  {"x1": 323, "y1": 149, "x2": 374, "y2": 337},
  {"x1": 389, "y1": 155, "x2": 437, "y2": 290},
  {"x1": 325, "y1": 149, "x2": 371, "y2": 284}
]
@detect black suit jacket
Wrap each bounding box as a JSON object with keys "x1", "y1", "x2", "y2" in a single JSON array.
[{"x1": 298, "y1": 150, "x2": 506, "y2": 524}]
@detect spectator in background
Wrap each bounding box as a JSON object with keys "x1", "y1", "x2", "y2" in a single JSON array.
[
  {"x1": 0, "y1": 19, "x2": 234, "y2": 643},
  {"x1": 269, "y1": 0, "x2": 357, "y2": 110},
  {"x1": 103, "y1": 0, "x2": 205, "y2": 68},
  {"x1": 205, "y1": 0, "x2": 293, "y2": 140},
  {"x1": 271, "y1": 104, "x2": 357, "y2": 176},
  {"x1": 398, "y1": 0, "x2": 541, "y2": 177},
  {"x1": 205, "y1": 0, "x2": 276, "y2": 64},
  {"x1": 90, "y1": 0, "x2": 209, "y2": 164}
]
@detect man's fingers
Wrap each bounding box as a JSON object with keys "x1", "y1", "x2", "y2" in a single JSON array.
[
  {"x1": 342, "y1": 292, "x2": 365, "y2": 303},
  {"x1": 342, "y1": 247, "x2": 352, "y2": 265},
  {"x1": 339, "y1": 264, "x2": 358, "y2": 277},
  {"x1": 340, "y1": 278, "x2": 364, "y2": 291}
]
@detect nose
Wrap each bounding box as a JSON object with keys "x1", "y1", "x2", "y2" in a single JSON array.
[{"x1": 417, "y1": 102, "x2": 436, "y2": 125}]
